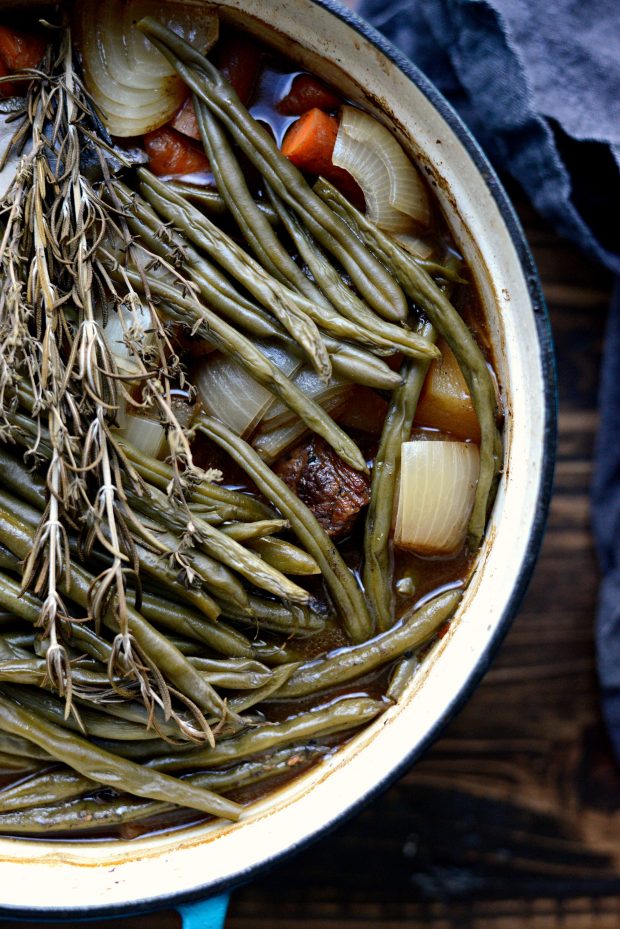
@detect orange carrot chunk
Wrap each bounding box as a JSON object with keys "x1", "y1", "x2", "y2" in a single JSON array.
[
  {"x1": 143, "y1": 126, "x2": 211, "y2": 177},
  {"x1": 281, "y1": 107, "x2": 339, "y2": 175},
  {"x1": 277, "y1": 74, "x2": 341, "y2": 116},
  {"x1": 0, "y1": 25, "x2": 46, "y2": 72},
  {"x1": 281, "y1": 108, "x2": 365, "y2": 207}
]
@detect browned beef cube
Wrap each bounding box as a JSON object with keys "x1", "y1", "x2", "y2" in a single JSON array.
[{"x1": 274, "y1": 436, "x2": 370, "y2": 539}]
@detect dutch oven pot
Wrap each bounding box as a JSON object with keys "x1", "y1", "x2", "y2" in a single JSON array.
[{"x1": 0, "y1": 0, "x2": 556, "y2": 923}]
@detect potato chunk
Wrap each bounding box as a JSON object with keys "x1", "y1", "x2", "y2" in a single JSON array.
[{"x1": 414, "y1": 339, "x2": 481, "y2": 442}]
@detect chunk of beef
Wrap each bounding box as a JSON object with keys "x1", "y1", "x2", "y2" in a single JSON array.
[{"x1": 274, "y1": 436, "x2": 370, "y2": 539}]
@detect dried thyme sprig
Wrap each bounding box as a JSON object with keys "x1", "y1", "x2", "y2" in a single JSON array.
[{"x1": 0, "y1": 28, "x2": 210, "y2": 724}]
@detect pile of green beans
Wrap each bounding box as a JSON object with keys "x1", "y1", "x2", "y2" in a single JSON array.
[
  {"x1": 0, "y1": 413, "x2": 463, "y2": 831},
  {"x1": 0, "y1": 16, "x2": 504, "y2": 839}
]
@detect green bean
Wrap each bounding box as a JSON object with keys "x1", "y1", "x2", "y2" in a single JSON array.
[
  {"x1": 0, "y1": 444, "x2": 243, "y2": 620},
  {"x1": 363, "y1": 265, "x2": 459, "y2": 630},
  {"x1": 167, "y1": 629, "x2": 299, "y2": 668},
  {"x1": 168, "y1": 131, "x2": 414, "y2": 359},
  {"x1": 196, "y1": 98, "x2": 318, "y2": 298},
  {"x1": 0, "y1": 692, "x2": 241, "y2": 819},
  {"x1": 220, "y1": 519, "x2": 289, "y2": 542},
  {"x1": 0, "y1": 518, "x2": 302, "y2": 672},
  {"x1": 0, "y1": 659, "x2": 46, "y2": 687},
  {"x1": 0, "y1": 655, "x2": 127, "y2": 691},
  {"x1": 0, "y1": 509, "x2": 228, "y2": 721},
  {"x1": 268, "y1": 187, "x2": 442, "y2": 360},
  {"x1": 131, "y1": 244, "x2": 401, "y2": 389},
  {"x1": 166, "y1": 634, "x2": 208, "y2": 656},
  {"x1": 0, "y1": 448, "x2": 47, "y2": 512},
  {"x1": 0, "y1": 577, "x2": 51, "y2": 628},
  {"x1": 228, "y1": 662, "x2": 301, "y2": 713},
  {"x1": 221, "y1": 594, "x2": 327, "y2": 636},
  {"x1": 130, "y1": 481, "x2": 312, "y2": 605},
  {"x1": 7, "y1": 382, "x2": 311, "y2": 632},
  {"x1": 112, "y1": 266, "x2": 367, "y2": 472},
  {"x1": 291, "y1": 297, "x2": 429, "y2": 361},
  {"x1": 0, "y1": 732, "x2": 52, "y2": 762},
  {"x1": 0, "y1": 751, "x2": 42, "y2": 775},
  {"x1": 167, "y1": 180, "x2": 279, "y2": 226},
  {"x1": 132, "y1": 520, "x2": 249, "y2": 613},
  {"x1": 364, "y1": 326, "x2": 436, "y2": 630},
  {"x1": 90, "y1": 734, "x2": 200, "y2": 762},
  {"x1": 64, "y1": 623, "x2": 113, "y2": 666},
  {"x1": 75, "y1": 694, "x2": 184, "y2": 739},
  {"x1": 0, "y1": 766, "x2": 95, "y2": 813},
  {"x1": 246, "y1": 641, "x2": 304, "y2": 666},
  {"x1": 91, "y1": 494, "x2": 253, "y2": 617},
  {"x1": 0, "y1": 582, "x2": 117, "y2": 686},
  {"x1": 150, "y1": 695, "x2": 385, "y2": 771},
  {"x1": 321, "y1": 339, "x2": 401, "y2": 389},
  {"x1": 0, "y1": 636, "x2": 19, "y2": 660},
  {"x1": 196, "y1": 414, "x2": 373, "y2": 643},
  {"x1": 0, "y1": 632, "x2": 34, "y2": 654},
  {"x1": 139, "y1": 591, "x2": 259, "y2": 659},
  {"x1": 137, "y1": 18, "x2": 408, "y2": 322},
  {"x1": 132, "y1": 542, "x2": 222, "y2": 620},
  {"x1": 386, "y1": 655, "x2": 420, "y2": 701},
  {"x1": 248, "y1": 537, "x2": 321, "y2": 576},
  {"x1": 269, "y1": 588, "x2": 461, "y2": 700},
  {"x1": 139, "y1": 171, "x2": 332, "y2": 381},
  {"x1": 0, "y1": 746, "x2": 325, "y2": 831},
  {"x1": 0, "y1": 484, "x2": 40, "y2": 529},
  {"x1": 0, "y1": 633, "x2": 31, "y2": 661},
  {"x1": 1, "y1": 686, "x2": 161, "y2": 742},
  {"x1": 315, "y1": 180, "x2": 503, "y2": 547},
  {"x1": 188, "y1": 657, "x2": 272, "y2": 691}
]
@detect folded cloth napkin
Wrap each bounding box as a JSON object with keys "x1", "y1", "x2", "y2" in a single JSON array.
[{"x1": 358, "y1": 0, "x2": 620, "y2": 758}]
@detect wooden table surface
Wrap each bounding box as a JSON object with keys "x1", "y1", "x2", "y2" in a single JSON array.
[{"x1": 3, "y1": 189, "x2": 617, "y2": 927}]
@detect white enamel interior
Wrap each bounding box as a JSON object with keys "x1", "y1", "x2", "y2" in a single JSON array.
[{"x1": 0, "y1": 0, "x2": 550, "y2": 913}]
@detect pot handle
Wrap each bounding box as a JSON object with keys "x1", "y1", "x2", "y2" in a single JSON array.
[{"x1": 177, "y1": 893, "x2": 230, "y2": 929}]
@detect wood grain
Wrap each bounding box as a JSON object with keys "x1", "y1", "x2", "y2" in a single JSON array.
[{"x1": 2, "y1": 204, "x2": 615, "y2": 928}]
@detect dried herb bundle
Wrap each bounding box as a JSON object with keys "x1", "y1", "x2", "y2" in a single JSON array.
[{"x1": 0, "y1": 27, "x2": 213, "y2": 735}]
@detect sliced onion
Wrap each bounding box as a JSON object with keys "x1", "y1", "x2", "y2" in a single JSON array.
[
  {"x1": 333, "y1": 105, "x2": 430, "y2": 231},
  {"x1": 77, "y1": 0, "x2": 219, "y2": 137},
  {"x1": 262, "y1": 368, "x2": 350, "y2": 430},
  {"x1": 195, "y1": 343, "x2": 301, "y2": 438},
  {"x1": 394, "y1": 232, "x2": 434, "y2": 260},
  {"x1": 100, "y1": 300, "x2": 154, "y2": 379},
  {"x1": 394, "y1": 440, "x2": 480, "y2": 555},
  {"x1": 253, "y1": 390, "x2": 353, "y2": 463},
  {"x1": 118, "y1": 414, "x2": 167, "y2": 459}
]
